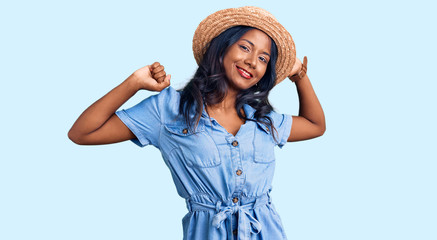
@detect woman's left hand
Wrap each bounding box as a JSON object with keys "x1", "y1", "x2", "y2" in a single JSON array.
[{"x1": 289, "y1": 57, "x2": 302, "y2": 76}]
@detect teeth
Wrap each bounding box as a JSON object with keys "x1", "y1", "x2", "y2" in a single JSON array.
[
  {"x1": 240, "y1": 68, "x2": 249, "y2": 75},
  {"x1": 237, "y1": 67, "x2": 251, "y2": 78}
]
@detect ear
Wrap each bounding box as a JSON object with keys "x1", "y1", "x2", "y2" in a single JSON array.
[
  {"x1": 220, "y1": 46, "x2": 232, "y2": 65},
  {"x1": 218, "y1": 54, "x2": 224, "y2": 66}
]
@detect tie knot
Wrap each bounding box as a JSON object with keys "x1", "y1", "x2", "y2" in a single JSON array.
[{"x1": 215, "y1": 201, "x2": 222, "y2": 213}]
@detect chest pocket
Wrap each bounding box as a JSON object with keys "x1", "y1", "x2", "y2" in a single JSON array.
[
  {"x1": 253, "y1": 122, "x2": 276, "y2": 164},
  {"x1": 164, "y1": 122, "x2": 222, "y2": 168}
]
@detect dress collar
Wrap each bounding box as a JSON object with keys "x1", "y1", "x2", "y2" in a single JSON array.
[
  {"x1": 242, "y1": 104, "x2": 256, "y2": 119},
  {"x1": 200, "y1": 103, "x2": 270, "y2": 134},
  {"x1": 201, "y1": 103, "x2": 256, "y2": 120}
]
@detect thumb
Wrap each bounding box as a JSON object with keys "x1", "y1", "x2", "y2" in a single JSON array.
[{"x1": 162, "y1": 74, "x2": 171, "y2": 86}]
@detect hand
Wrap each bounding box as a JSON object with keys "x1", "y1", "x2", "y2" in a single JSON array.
[
  {"x1": 289, "y1": 57, "x2": 302, "y2": 77},
  {"x1": 129, "y1": 62, "x2": 171, "y2": 92}
]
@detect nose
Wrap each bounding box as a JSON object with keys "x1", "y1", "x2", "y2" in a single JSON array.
[{"x1": 244, "y1": 53, "x2": 257, "y2": 69}]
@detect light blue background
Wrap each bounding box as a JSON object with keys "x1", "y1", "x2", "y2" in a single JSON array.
[{"x1": 1, "y1": 0, "x2": 436, "y2": 239}]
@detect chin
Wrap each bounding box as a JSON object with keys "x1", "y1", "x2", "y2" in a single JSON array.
[
  {"x1": 237, "y1": 84, "x2": 256, "y2": 91},
  {"x1": 226, "y1": 74, "x2": 257, "y2": 91}
]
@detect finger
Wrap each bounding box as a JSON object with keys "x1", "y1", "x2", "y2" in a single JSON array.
[
  {"x1": 154, "y1": 74, "x2": 166, "y2": 83},
  {"x1": 152, "y1": 65, "x2": 165, "y2": 74},
  {"x1": 302, "y1": 56, "x2": 308, "y2": 72},
  {"x1": 151, "y1": 62, "x2": 160, "y2": 69},
  {"x1": 153, "y1": 71, "x2": 166, "y2": 81}
]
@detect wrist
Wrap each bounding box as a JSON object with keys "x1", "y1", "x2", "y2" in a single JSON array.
[
  {"x1": 125, "y1": 74, "x2": 141, "y2": 92},
  {"x1": 293, "y1": 73, "x2": 309, "y2": 84},
  {"x1": 288, "y1": 56, "x2": 308, "y2": 83}
]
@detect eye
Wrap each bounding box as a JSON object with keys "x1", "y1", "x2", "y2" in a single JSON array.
[
  {"x1": 239, "y1": 45, "x2": 249, "y2": 51},
  {"x1": 259, "y1": 56, "x2": 268, "y2": 63}
]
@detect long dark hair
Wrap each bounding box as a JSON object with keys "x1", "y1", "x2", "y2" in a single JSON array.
[{"x1": 178, "y1": 25, "x2": 280, "y2": 142}]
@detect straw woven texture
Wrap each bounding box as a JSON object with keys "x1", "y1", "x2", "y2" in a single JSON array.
[{"x1": 192, "y1": 6, "x2": 296, "y2": 85}]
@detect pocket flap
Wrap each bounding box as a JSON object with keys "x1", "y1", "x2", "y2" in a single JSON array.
[{"x1": 164, "y1": 123, "x2": 205, "y2": 136}]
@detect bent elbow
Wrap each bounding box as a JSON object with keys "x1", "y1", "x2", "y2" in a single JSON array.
[
  {"x1": 320, "y1": 127, "x2": 326, "y2": 136},
  {"x1": 68, "y1": 130, "x2": 84, "y2": 145},
  {"x1": 316, "y1": 123, "x2": 326, "y2": 137},
  {"x1": 319, "y1": 125, "x2": 326, "y2": 136}
]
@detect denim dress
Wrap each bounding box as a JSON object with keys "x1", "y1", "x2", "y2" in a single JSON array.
[{"x1": 115, "y1": 86, "x2": 292, "y2": 240}]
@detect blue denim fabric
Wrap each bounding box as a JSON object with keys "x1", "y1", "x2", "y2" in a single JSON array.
[{"x1": 115, "y1": 86, "x2": 292, "y2": 240}]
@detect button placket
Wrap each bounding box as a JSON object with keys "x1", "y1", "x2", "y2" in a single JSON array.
[{"x1": 227, "y1": 136, "x2": 245, "y2": 193}]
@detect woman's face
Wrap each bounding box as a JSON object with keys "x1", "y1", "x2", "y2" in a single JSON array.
[{"x1": 223, "y1": 29, "x2": 272, "y2": 91}]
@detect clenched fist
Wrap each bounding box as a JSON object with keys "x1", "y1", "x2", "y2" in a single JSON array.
[{"x1": 129, "y1": 62, "x2": 171, "y2": 92}]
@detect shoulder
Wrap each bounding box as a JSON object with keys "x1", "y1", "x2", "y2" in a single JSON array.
[
  {"x1": 245, "y1": 104, "x2": 289, "y2": 126},
  {"x1": 266, "y1": 109, "x2": 289, "y2": 124},
  {"x1": 155, "y1": 85, "x2": 180, "y2": 101},
  {"x1": 267, "y1": 109, "x2": 292, "y2": 136},
  {"x1": 155, "y1": 86, "x2": 182, "y2": 121},
  {"x1": 249, "y1": 105, "x2": 292, "y2": 145},
  {"x1": 142, "y1": 85, "x2": 181, "y2": 107},
  {"x1": 126, "y1": 86, "x2": 181, "y2": 122},
  {"x1": 132, "y1": 86, "x2": 180, "y2": 113},
  {"x1": 267, "y1": 109, "x2": 292, "y2": 148}
]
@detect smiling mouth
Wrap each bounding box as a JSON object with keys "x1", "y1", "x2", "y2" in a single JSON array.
[{"x1": 236, "y1": 66, "x2": 253, "y2": 79}]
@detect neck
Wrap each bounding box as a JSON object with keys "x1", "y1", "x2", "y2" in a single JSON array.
[
  {"x1": 206, "y1": 88, "x2": 246, "y2": 117},
  {"x1": 207, "y1": 87, "x2": 238, "y2": 110}
]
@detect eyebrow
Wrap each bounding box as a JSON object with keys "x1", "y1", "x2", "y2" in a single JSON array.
[{"x1": 241, "y1": 39, "x2": 271, "y2": 57}]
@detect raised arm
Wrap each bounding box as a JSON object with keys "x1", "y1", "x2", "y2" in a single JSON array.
[
  {"x1": 287, "y1": 57, "x2": 326, "y2": 142},
  {"x1": 68, "y1": 62, "x2": 171, "y2": 145}
]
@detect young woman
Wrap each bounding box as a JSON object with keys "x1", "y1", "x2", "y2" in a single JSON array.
[{"x1": 68, "y1": 6, "x2": 325, "y2": 240}]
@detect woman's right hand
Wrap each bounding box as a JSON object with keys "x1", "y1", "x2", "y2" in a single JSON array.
[
  {"x1": 68, "y1": 61, "x2": 171, "y2": 145},
  {"x1": 130, "y1": 62, "x2": 171, "y2": 92}
]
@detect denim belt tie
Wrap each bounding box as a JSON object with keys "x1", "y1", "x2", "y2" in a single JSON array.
[{"x1": 185, "y1": 191, "x2": 272, "y2": 240}]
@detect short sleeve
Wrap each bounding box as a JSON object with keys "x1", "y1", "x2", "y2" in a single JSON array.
[
  {"x1": 115, "y1": 86, "x2": 176, "y2": 148},
  {"x1": 269, "y1": 111, "x2": 293, "y2": 148}
]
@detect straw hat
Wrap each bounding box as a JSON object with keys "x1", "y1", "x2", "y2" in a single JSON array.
[{"x1": 192, "y1": 6, "x2": 296, "y2": 85}]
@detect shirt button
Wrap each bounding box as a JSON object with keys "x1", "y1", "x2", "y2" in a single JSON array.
[
  {"x1": 233, "y1": 229, "x2": 238, "y2": 235},
  {"x1": 236, "y1": 169, "x2": 242, "y2": 176},
  {"x1": 232, "y1": 140, "x2": 239, "y2": 147},
  {"x1": 182, "y1": 128, "x2": 188, "y2": 134},
  {"x1": 232, "y1": 197, "x2": 239, "y2": 203}
]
